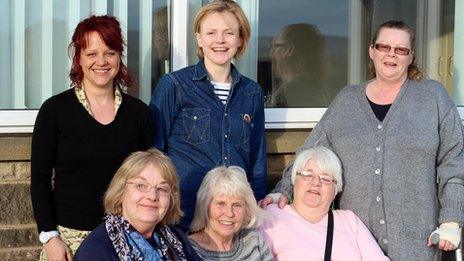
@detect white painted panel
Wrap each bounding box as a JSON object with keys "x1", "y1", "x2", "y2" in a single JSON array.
[
  {"x1": 0, "y1": 111, "x2": 37, "y2": 133},
  {"x1": 68, "y1": 0, "x2": 81, "y2": 75},
  {"x1": 113, "y1": 0, "x2": 128, "y2": 65},
  {"x1": 265, "y1": 108, "x2": 326, "y2": 129},
  {"x1": 172, "y1": 0, "x2": 189, "y2": 70},
  {"x1": 0, "y1": 1, "x2": 12, "y2": 108},
  {"x1": 139, "y1": 0, "x2": 153, "y2": 103},
  {"x1": 235, "y1": 0, "x2": 258, "y2": 80},
  {"x1": 458, "y1": 107, "x2": 464, "y2": 119},
  {"x1": 41, "y1": 0, "x2": 53, "y2": 101},
  {"x1": 92, "y1": 0, "x2": 108, "y2": 15},
  {"x1": 68, "y1": 0, "x2": 81, "y2": 35},
  {"x1": 12, "y1": 0, "x2": 25, "y2": 108}
]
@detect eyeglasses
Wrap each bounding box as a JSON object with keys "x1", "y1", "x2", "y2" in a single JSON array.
[
  {"x1": 374, "y1": 43, "x2": 411, "y2": 56},
  {"x1": 126, "y1": 181, "x2": 172, "y2": 197},
  {"x1": 296, "y1": 171, "x2": 337, "y2": 185}
]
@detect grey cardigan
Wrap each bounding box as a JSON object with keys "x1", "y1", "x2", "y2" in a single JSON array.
[{"x1": 273, "y1": 79, "x2": 464, "y2": 261}]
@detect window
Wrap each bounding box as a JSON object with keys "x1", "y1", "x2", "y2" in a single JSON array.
[
  {"x1": 175, "y1": 0, "x2": 463, "y2": 129},
  {"x1": 259, "y1": 0, "x2": 349, "y2": 108},
  {"x1": 0, "y1": 0, "x2": 170, "y2": 132}
]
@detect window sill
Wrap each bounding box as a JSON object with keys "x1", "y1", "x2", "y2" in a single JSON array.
[{"x1": 1, "y1": 107, "x2": 464, "y2": 133}]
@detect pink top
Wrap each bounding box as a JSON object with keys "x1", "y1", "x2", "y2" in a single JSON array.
[{"x1": 260, "y1": 205, "x2": 390, "y2": 261}]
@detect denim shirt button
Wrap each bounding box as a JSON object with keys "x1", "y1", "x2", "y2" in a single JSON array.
[{"x1": 224, "y1": 134, "x2": 228, "y2": 138}]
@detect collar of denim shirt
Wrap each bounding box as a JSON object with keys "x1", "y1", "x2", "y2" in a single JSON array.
[{"x1": 192, "y1": 59, "x2": 242, "y2": 87}]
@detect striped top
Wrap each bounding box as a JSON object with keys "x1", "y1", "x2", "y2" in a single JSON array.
[
  {"x1": 211, "y1": 81, "x2": 231, "y2": 105},
  {"x1": 189, "y1": 229, "x2": 274, "y2": 261}
]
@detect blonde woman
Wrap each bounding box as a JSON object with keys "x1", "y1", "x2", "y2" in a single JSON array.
[
  {"x1": 150, "y1": 0, "x2": 267, "y2": 229},
  {"x1": 75, "y1": 149, "x2": 200, "y2": 260}
]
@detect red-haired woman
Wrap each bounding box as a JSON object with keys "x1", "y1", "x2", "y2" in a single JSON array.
[{"x1": 31, "y1": 15, "x2": 154, "y2": 260}]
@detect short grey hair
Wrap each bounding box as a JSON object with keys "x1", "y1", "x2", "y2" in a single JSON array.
[
  {"x1": 291, "y1": 147, "x2": 343, "y2": 194},
  {"x1": 190, "y1": 166, "x2": 267, "y2": 233}
]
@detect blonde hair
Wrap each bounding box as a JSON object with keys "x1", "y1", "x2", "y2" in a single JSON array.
[
  {"x1": 193, "y1": 0, "x2": 250, "y2": 58},
  {"x1": 190, "y1": 166, "x2": 266, "y2": 233},
  {"x1": 104, "y1": 149, "x2": 183, "y2": 225}
]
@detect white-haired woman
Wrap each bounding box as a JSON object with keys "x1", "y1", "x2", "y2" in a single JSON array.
[
  {"x1": 188, "y1": 166, "x2": 273, "y2": 261},
  {"x1": 261, "y1": 147, "x2": 389, "y2": 261}
]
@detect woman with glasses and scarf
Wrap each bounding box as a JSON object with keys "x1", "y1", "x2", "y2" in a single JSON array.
[
  {"x1": 75, "y1": 149, "x2": 200, "y2": 260},
  {"x1": 262, "y1": 20, "x2": 464, "y2": 260}
]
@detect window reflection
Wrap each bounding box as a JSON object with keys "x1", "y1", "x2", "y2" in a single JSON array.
[
  {"x1": 258, "y1": 0, "x2": 349, "y2": 108},
  {"x1": 266, "y1": 23, "x2": 329, "y2": 107},
  {"x1": 152, "y1": 5, "x2": 170, "y2": 91}
]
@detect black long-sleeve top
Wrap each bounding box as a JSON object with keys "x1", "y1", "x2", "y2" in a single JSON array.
[{"x1": 31, "y1": 88, "x2": 154, "y2": 232}]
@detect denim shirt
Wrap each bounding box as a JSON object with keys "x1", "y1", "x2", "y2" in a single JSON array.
[{"x1": 150, "y1": 60, "x2": 267, "y2": 227}]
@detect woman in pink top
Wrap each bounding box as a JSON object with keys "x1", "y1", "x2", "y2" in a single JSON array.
[{"x1": 260, "y1": 147, "x2": 389, "y2": 260}]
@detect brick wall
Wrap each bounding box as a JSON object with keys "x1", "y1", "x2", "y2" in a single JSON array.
[
  {"x1": 0, "y1": 130, "x2": 307, "y2": 259},
  {"x1": 266, "y1": 130, "x2": 309, "y2": 188},
  {"x1": 0, "y1": 135, "x2": 41, "y2": 260}
]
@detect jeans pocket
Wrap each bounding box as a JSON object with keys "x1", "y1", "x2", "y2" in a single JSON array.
[{"x1": 181, "y1": 108, "x2": 211, "y2": 145}]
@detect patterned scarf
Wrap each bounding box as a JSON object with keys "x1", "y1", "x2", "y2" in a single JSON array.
[{"x1": 104, "y1": 213, "x2": 187, "y2": 261}]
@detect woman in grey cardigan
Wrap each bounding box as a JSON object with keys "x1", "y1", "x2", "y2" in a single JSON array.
[{"x1": 261, "y1": 20, "x2": 464, "y2": 260}]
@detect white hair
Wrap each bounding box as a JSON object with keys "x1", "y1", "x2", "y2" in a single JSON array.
[
  {"x1": 190, "y1": 166, "x2": 267, "y2": 233},
  {"x1": 291, "y1": 146, "x2": 343, "y2": 193}
]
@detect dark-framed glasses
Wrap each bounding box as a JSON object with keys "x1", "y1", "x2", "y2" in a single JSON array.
[
  {"x1": 296, "y1": 170, "x2": 337, "y2": 185},
  {"x1": 126, "y1": 181, "x2": 172, "y2": 196},
  {"x1": 374, "y1": 43, "x2": 411, "y2": 56}
]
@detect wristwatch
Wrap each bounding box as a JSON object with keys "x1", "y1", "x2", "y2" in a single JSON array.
[{"x1": 39, "y1": 230, "x2": 60, "y2": 244}]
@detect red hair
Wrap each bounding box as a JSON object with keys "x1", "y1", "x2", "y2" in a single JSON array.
[{"x1": 69, "y1": 15, "x2": 137, "y2": 89}]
